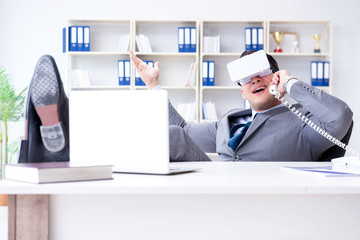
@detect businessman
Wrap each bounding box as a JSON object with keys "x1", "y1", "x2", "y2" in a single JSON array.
[{"x1": 129, "y1": 50, "x2": 353, "y2": 162}]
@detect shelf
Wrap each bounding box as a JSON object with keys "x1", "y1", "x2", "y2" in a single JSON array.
[
  {"x1": 268, "y1": 52, "x2": 331, "y2": 57},
  {"x1": 134, "y1": 52, "x2": 197, "y2": 57},
  {"x1": 67, "y1": 52, "x2": 130, "y2": 56},
  {"x1": 70, "y1": 86, "x2": 131, "y2": 91},
  {"x1": 65, "y1": 19, "x2": 332, "y2": 124},
  {"x1": 201, "y1": 86, "x2": 239, "y2": 90}
]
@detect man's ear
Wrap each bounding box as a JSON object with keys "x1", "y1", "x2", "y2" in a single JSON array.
[{"x1": 241, "y1": 88, "x2": 247, "y2": 100}]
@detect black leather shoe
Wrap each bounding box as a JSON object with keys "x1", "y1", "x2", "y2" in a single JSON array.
[{"x1": 18, "y1": 55, "x2": 69, "y2": 163}]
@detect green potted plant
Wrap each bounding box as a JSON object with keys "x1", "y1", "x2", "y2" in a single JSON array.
[{"x1": 0, "y1": 66, "x2": 27, "y2": 179}]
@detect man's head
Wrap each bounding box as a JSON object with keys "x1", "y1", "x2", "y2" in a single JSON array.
[{"x1": 239, "y1": 50, "x2": 281, "y2": 112}]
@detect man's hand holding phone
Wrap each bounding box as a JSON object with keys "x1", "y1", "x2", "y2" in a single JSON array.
[{"x1": 271, "y1": 70, "x2": 292, "y2": 97}]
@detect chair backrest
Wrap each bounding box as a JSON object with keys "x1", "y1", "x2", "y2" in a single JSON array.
[{"x1": 317, "y1": 121, "x2": 354, "y2": 162}]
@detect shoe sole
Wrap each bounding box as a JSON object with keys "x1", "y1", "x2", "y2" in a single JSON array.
[{"x1": 30, "y1": 55, "x2": 65, "y2": 152}]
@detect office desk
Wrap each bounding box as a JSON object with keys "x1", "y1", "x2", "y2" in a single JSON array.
[{"x1": 1, "y1": 162, "x2": 360, "y2": 240}]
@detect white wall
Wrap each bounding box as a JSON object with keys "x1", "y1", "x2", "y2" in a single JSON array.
[{"x1": 0, "y1": 0, "x2": 359, "y2": 156}]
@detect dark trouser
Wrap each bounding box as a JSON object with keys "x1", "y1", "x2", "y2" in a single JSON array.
[{"x1": 169, "y1": 125, "x2": 211, "y2": 162}]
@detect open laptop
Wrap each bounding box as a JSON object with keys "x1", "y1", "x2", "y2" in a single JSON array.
[{"x1": 69, "y1": 89, "x2": 198, "y2": 175}]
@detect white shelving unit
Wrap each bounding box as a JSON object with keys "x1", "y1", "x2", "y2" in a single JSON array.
[
  {"x1": 64, "y1": 19, "x2": 332, "y2": 124},
  {"x1": 65, "y1": 19, "x2": 200, "y2": 122}
]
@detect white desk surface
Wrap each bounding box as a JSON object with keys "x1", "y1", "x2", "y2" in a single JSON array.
[{"x1": 2, "y1": 162, "x2": 360, "y2": 195}]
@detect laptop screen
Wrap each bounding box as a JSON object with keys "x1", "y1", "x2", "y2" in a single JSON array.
[{"x1": 69, "y1": 90, "x2": 170, "y2": 173}]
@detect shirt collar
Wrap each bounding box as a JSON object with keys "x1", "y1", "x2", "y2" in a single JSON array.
[{"x1": 252, "y1": 104, "x2": 283, "y2": 119}]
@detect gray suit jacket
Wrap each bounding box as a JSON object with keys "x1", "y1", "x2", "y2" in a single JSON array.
[{"x1": 169, "y1": 81, "x2": 353, "y2": 161}]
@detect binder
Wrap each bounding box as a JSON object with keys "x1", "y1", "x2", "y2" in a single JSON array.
[
  {"x1": 310, "y1": 61, "x2": 318, "y2": 86},
  {"x1": 178, "y1": 27, "x2": 184, "y2": 52},
  {"x1": 124, "y1": 60, "x2": 131, "y2": 86},
  {"x1": 202, "y1": 61, "x2": 208, "y2": 86},
  {"x1": 69, "y1": 26, "x2": 77, "y2": 51},
  {"x1": 118, "y1": 60, "x2": 125, "y2": 85},
  {"x1": 323, "y1": 61, "x2": 330, "y2": 86},
  {"x1": 317, "y1": 61, "x2": 324, "y2": 86},
  {"x1": 190, "y1": 27, "x2": 196, "y2": 52},
  {"x1": 245, "y1": 28, "x2": 252, "y2": 51},
  {"x1": 77, "y1": 26, "x2": 84, "y2": 51},
  {"x1": 62, "y1": 28, "x2": 66, "y2": 53},
  {"x1": 184, "y1": 27, "x2": 191, "y2": 52},
  {"x1": 83, "y1": 26, "x2": 90, "y2": 51},
  {"x1": 257, "y1": 27, "x2": 264, "y2": 50},
  {"x1": 208, "y1": 61, "x2": 215, "y2": 86},
  {"x1": 251, "y1": 28, "x2": 258, "y2": 50},
  {"x1": 135, "y1": 69, "x2": 142, "y2": 86}
]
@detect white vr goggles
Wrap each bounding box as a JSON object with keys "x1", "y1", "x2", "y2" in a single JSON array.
[{"x1": 227, "y1": 50, "x2": 273, "y2": 85}]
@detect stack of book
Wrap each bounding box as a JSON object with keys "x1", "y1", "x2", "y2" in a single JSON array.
[
  {"x1": 245, "y1": 27, "x2": 264, "y2": 51},
  {"x1": 4, "y1": 162, "x2": 113, "y2": 184},
  {"x1": 118, "y1": 60, "x2": 131, "y2": 86},
  {"x1": 118, "y1": 34, "x2": 131, "y2": 52},
  {"x1": 203, "y1": 36, "x2": 221, "y2": 53},
  {"x1": 202, "y1": 61, "x2": 215, "y2": 86},
  {"x1": 178, "y1": 27, "x2": 196, "y2": 52},
  {"x1": 136, "y1": 34, "x2": 152, "y2": 53},
  {"x1": 184, "y1": 62, "x2": 196, "y2": 87},
  {"x1": 69, "y1": 69, "x2": 91, "y2": 87},
  {"x1": 67, "y1": 26, "x2": 90, "y2": 52},
  {"x1": 177, "y1": 102, "x2": 197, "y2": 122},
  {"x1": 311, "y1": 61, "x2": 330, "y2": 86},
  {"x1": 202, "y1": 102, "x2": 218, "y2": 121}
]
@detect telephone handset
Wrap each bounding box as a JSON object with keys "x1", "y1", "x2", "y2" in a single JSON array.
[{"x1": 269, "y1": 83, "x2": 360, "y2": 160}]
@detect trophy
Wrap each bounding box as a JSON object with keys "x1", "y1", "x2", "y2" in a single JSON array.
[
  {"x1": 313, "y1": 34, "x2": 321, "y2": 53},
  {"x1": 272, "y1": 32, "x2": 285, "y2": 52}
]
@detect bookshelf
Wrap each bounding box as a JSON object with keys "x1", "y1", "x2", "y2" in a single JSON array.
[
  {"x1": 64, "y1": 19, "x2": 332, "y2": 124},
  {"x1": 65, "y1": 19, "x2": 199, "y2": 122}
]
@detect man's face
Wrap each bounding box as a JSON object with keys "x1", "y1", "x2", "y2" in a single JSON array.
[{"x1": 241, "y1": 73, "x2": 280, "y2": 112}]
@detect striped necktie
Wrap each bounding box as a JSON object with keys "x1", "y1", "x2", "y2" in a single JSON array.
[{"x1": 228, "y1": 114, "x2": 257, "y2": 151}]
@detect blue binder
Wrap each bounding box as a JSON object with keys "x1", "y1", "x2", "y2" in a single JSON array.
[
  {"x1": 124, "y1": 60, "x2": 131, "y2": 86},
  {"x1": 118, "y1": 60, "x2": 125, "y2": 85},
  {"x1": 69, "y1": 26, "x2": 77, "y2": 51},
  {"x1": 244, "y1": 28, "x2": 252, "y2": 51},
  {"x1": 184, "y1": 27, "x2": 191, "y2": 52},
  {"x1": 310, "y1": 61, "x2": 318, "y2": 86},
  {"x1": 323, "y1": 61, "x2": 330, "y2": 86},
  {"x1": 178, "y1": 27, "x2": 185, "y2": 52},
  {"x1": 135, "y1": 69, "x2": 142, "y2": 86},
  {"x1": 190, "y1": 27, "x2": 196, "y2": 52},
  {"x1": 257, "y1": 27, "x2": 264, "y2": 50},
  {"x1": 251, "y1": 28, "x2": 258, "y2": 51},
  {"x1": 202, "y1": 61, "x2": 208, "y2": 86},
  {"x1": 317, "y1": 61, "x2": 324, "y2": 86},
  {"x1": 208, "y1": 61, "x2": 215, "y2": 86},
  {"x1": 83, "y1": 26, "x2": 90, "y2": 51},
  {"x1": 62, "y1": 28, "x2": 66, "y2": 53},
  {"x1": 77, "y1": 26, "x2": 84, "y2": 51}
]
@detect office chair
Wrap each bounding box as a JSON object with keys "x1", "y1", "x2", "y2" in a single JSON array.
[{"x1": 317, "y1": 121, "x2": 354, "y2": 162}]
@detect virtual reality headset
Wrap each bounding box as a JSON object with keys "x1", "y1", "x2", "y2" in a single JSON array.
[{"x1": 227, "y1": 50, "x2": 274, "y2": 85}]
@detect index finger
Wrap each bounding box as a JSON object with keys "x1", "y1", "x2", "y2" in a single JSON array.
[{"x1": 129, "y1": 50, "x2": 143, "y2": 67}]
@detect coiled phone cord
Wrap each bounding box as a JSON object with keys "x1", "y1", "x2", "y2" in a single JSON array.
[{"x1": 273, "y1": 91, "x2": 360, "y2": 156}]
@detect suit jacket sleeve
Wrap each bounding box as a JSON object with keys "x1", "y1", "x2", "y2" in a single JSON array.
[
  {"x1": 168, "y1": 101, "x2": 217, "y2": 153},
  {"x1": 288, "y1": 81, "x2": 353, "y2": 153}
]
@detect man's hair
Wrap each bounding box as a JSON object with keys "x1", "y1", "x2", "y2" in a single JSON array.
[{"x1": 240, "y1": 50, "x2": 279, "y2": 73}]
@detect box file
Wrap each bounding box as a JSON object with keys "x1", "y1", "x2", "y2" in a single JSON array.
[{"x1": 69, "y1": 26, "x2": 77, "y2": 51}]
